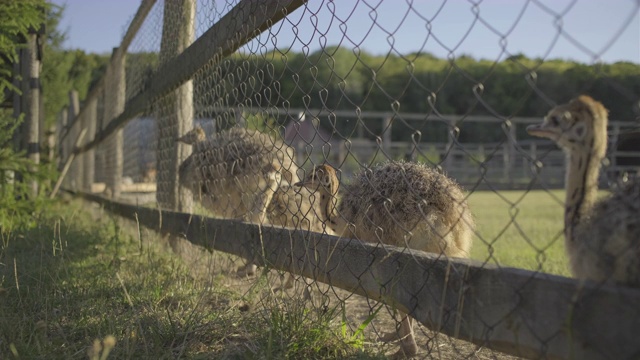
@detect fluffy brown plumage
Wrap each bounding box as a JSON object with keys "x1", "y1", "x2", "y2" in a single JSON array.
[
  {"x1": 178, "y1": 126, "x2": 332, "y2": 279},
  {"x1": 527, "y1": 95, "x2": 640, "y2": 286},
  {"x1": 296, "y1": 161, "x2": 474, "y2": 256},
  {"x1": 178, "y1": 126, "x2": 298, "y2": 223},
  {"x1": 267, "y1": 183, "x2": 331, "y2": 234},
  {"x1": 266, "y1": 182, "x2": 337, "y2": 289},
  {"x1": 295, "y1": 160, "x2": 475, "y2": 357},
  {"x1": 339, "y1": 161, "x2": 473, "y2": 256}
]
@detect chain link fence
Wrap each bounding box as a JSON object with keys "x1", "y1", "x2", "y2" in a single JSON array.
[{"x1": 59, "y1": 0, "x2": 640, "y2": 358}]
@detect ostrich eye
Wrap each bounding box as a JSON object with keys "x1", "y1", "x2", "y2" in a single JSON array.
[
  {"x1": 549, "y1": 115, "x2": 560, "y2": 126},
  {"x1": 574, "y1": 123, "x2": 586, "y2": 138}
]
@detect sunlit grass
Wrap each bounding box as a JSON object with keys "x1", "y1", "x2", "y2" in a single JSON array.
[
  {"x1": 468, "y1": 189, "x2": 595, "y2": 277},
  {"x1": 468, "y1": 189, "x2": 567, "y2": 275}
]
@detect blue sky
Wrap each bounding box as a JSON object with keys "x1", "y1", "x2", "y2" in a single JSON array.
[{"x1": 51, "y1": 0, "x2": 639, "y2": 64}]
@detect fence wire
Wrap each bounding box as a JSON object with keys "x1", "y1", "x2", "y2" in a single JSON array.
[{"x1": 62, "y1": 0, "x2": 640, "y2": 358}]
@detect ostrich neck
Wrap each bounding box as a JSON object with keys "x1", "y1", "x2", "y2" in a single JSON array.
[
  {"x1": 564, "y1": 149, "x2": 602, "y2": 243},
  {"x1": 317, "y1": 188, "x2": 338, "y2": 223},
  {"x1": 315, "y1": 185, "x2": 343, "y2": 233}
]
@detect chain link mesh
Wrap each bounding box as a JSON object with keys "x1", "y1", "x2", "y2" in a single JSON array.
[{"x1": 63, "y1": 0, "x2": 640, "y2": 358}]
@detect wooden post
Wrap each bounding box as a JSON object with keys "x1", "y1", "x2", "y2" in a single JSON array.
[
  {"x1": 39, "y1": 76, "x2": 45, "y2": 160},
  {"x1": 104, "y1": 49, "x2": 126, "y2": 198},
  {"x1": 94, "y1": 91, "x2": 104, "y2": 185},
  {"x1": 445, "y1": 118, "x2": 456, "y2": 171},
  {"x1": 46, "y1": 125, "x2": 55, "y2": 162},
  {"x1": 155, "y1": 0, "x2": 195, "y2": 212},
  {"x1": 50, "y1": 128, "x2": 87, "y2": 199},
  {"x1": 68, "y1": 90, "x2": 81, "y2": 190},
  {"x1": 10, "y1": 42, "x2": 24, "y2": 186},
  {"x1": 530, "y1": 142, "x2": 537, "y2": 176},
  {"x1": 382, "y1": 116, "x2": 392, "y2": 155},
  {"x1": 12, "y1": 46, "x2": 23, "y2": 153},
  {"x1": 58, "y1": 106, "x2": 69, "y2": 170},
  {"x1": 83, "y1": 97, "x2": 97, "y2": 192},
  {"x1": 22, "y1": 32, "x2": 41, "y2": 197},
  {"x1": 503, "y1": 122, "x2": 516, "y2": 184},
  {"x1": 64, "y1": 113, "x2": 74, "y2": 190}
]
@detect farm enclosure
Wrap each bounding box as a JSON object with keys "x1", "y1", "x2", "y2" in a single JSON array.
[{"x1": 50, "y1": 0, "x2": 640, "y2": 358}]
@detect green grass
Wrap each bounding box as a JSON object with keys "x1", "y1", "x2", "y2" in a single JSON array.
[
  {"x1": 172, "y1": 189, "x2": 574, "y2": 276},
  {"x1": 468, "y1": 189, "x2": 569, "y2": 276},
  {"x1": 0, "y1": 199, "x2": 384, "y2": 359}
]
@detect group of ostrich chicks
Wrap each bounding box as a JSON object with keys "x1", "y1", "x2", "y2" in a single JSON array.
[{"x1": 177, "y1": 96, "x2": 640, "y2": 358}]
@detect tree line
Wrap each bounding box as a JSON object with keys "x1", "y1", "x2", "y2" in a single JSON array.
[
  {"x1": 207, "y1": 47, "x2": 640, "y2": 143},
  {"x1": 29, "y1": 19, "x2": 640, "y2": 145}
]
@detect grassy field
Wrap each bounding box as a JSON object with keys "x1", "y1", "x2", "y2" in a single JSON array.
[
  {"x1": 467, "y1": 189, "x2": 569, "y2": 276},
  {"x1": 0, "y1": 189, "x2": 580, "y2": 358}
]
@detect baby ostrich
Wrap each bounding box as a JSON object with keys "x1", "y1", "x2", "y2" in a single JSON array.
[
  {"x1": 295, "y1": 161, "x2": 475, "y2": 357},
  {"x1": 178, "y1": 126, "x2": 297, "y2": 223},
  {"x1": 527, "y1": 95, "x2": 640, "y2": 286},
  {"x1": 267, "y1": 181, "x2": 339, "y2": 289},
  {"x1": 178, "y1": 126, "x2": 333, "y2": 280},
  {"x1": 178, "y1": 125, "x2": 299, "y2": 276},
  {"x1": 176, "y1": 124, "x2": 206, "y2": 145}
]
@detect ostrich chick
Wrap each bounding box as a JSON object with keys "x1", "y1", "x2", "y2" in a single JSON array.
[
  {"x1": 178, "y1": 126, "x2": 297, "y2": 223},
  {"x1": 178, "y1": 126, "x2": 299, "y2": 276},
  {"x1": 295, "y1": 161, "x2": 474, "y2": 357},
  {"x1": 527, "y1": 95, "x2": 640, "y2": 286}
]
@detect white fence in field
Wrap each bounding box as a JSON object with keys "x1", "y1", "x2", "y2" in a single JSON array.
[{"x1": 101, "y1": 113, "x2": 639, "y2": 190}]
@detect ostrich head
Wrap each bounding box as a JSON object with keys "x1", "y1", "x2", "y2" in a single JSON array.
[
  {"x1": 294, "y1": 164, "x2": 339, "y2": 197},
  {"x1": 177, "y1": 126, "x2": 206, "y2": 145},
  {"x1": 526, "y1": 95, "x2": 608, "y2": 159}
]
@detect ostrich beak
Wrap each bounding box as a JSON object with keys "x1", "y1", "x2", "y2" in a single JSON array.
[
  {"x1": 294, "y1": 178, "x2": 314, "y2": 187},
  {"x1": 526, "y1": 124, "x2": 542, "y2": 135},
  {"x1": 526, "y1": 123, "x2": 555, "y2": 139}
]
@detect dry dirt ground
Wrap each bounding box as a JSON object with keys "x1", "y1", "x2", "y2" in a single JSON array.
[{"x1": 162, "y1": 233, "x2": 525, "y2": 360}]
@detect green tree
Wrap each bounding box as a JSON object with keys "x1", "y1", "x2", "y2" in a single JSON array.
[{"x1": 0, "y1": 0, "x2": 46, "y2": 94}]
